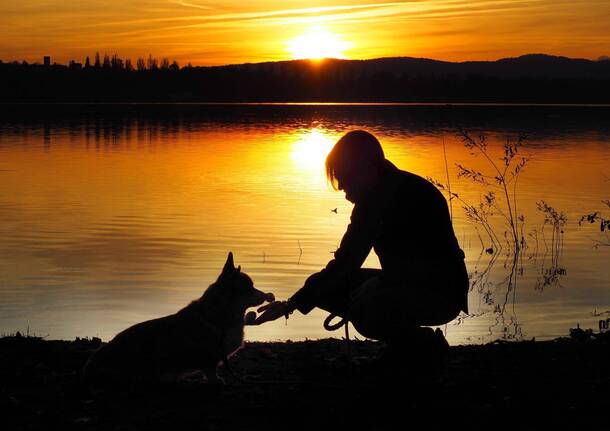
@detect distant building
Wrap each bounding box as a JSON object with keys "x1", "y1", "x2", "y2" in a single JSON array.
[
  {"x1": 43, "y1": 56, "x2": 51, "y2": 66},
  {"x1": 69, "y1": 60, "x2": 82, "y2": 70}
]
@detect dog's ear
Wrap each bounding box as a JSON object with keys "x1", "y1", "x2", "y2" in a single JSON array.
[{"x1": 222, "y1": 251, "x2": 236, "y2": 276}]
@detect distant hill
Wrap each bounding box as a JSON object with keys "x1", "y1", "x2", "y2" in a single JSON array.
[
  {"x1": 1, "y1": 54, "x2": 610, "y2": 103},
  {"x1": 235, "y1": 54, "x2": 610, "y2": 79}
]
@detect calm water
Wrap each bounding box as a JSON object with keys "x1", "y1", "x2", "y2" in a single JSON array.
[{"x1": 0, "y1": 104, "x2": 609, "y2": 344}]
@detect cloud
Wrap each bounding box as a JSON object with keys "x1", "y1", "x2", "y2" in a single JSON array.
[
  {"x1": 87, "y1": 0, "x2": 549, "y2": 40},
  {"x1": 171, "y1": 1, "x2": 214, "y2": 11}
]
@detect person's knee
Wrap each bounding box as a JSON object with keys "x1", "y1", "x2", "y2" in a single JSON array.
[
  {"x1": 349, "y1": 310, "x2": 384, "y2": 340},
  {"x1": 348, "y1": 297, "x2": 396, "y2": 341},
  {"x1": 348, "y1": 275, "x2": 381, "y2": 304}
]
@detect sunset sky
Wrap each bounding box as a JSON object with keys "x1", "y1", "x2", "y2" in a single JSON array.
[{"x1": 1, "y1": 0, "x2": 609, "y2": 66}]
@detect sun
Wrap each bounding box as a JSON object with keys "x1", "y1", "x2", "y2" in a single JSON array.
[{"x1": 287, "y1": 26, "x2": 350, "y2": 60}]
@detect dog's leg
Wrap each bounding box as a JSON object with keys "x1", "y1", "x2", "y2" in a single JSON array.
[
  {"x1": 222, "y1": 356, "x2": 233, "y2": 374},
  {"x1": 221, "y1": 356, "x2": 243, "y2": 384},
  {"x1": 203, "y1": 366, "x2": 224, "y2": 385}
]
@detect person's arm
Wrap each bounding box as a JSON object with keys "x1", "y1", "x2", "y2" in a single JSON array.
[
  {"x1": 288, "y1": 204, "x2": 378, "y2": 314},
  {"x1": 251, "y1": 204, "x2": 379, "y2": 325}
]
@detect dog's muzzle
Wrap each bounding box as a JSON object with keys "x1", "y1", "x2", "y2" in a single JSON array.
[{"x1": 250, "y1": 289, "x2": 275, "y2": 306}]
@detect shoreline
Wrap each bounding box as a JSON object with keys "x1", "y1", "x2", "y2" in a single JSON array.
[
  {"x1": 3, "y1": 101, "x2": 610, "y2": 106},
  {"x1": 2, "y1": 329, "x2": 609, "y2": 429}
]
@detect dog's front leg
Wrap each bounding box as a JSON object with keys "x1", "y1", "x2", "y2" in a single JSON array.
[
  {"x1": 203, "y1": 366, "x2": 224, "y2": 385},
  {"x1": 221, "y1": 356, "x2": 244, "y2": 384},
  {"x1": 222, "y1": 356, "x2": 233, "y2": 374}
]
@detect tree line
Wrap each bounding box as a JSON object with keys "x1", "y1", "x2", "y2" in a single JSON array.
[
  {"x1": 1, "y1": 54, "x2": 610, "y2": 103},
  {"x1": 84, "y1": 52, "x2": 185, "y2": 71},
  {"x1": 3, "y1": 53, "x2": 186, "y2": 71}
]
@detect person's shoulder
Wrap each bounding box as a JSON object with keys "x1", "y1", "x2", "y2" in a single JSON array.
[
  {"x1": 391, "y1": 163, "x2": 445, "y2": 201},
  {"x1": 392, "y1": 164, "x2": 436, "y2": 189}
]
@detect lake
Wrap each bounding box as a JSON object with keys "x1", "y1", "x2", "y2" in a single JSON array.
[{"x1": 0, "y1": 104, "x2": 609, "y2": 344}]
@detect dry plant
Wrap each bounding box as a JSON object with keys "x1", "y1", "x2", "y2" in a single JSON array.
[
  {"x1": 534, "y1": 201, "x2": 568, "y2": 290},
  {"x1": 428, "y1": 131, "x2": 531, "y2": 341},
  {"x1": 431, "y1": 131, "x2": 571, "y2": 340},
  {"x1": 457, "y1": 130, "x2": 529, "y2": 253},
  {"x1": 579, "y1": 199, "x2": 610, "y2": 247}
]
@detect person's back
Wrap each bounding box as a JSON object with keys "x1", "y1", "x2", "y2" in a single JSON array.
[{"x1": 361, "y1": 159, "x2": 462, "y2": 272}]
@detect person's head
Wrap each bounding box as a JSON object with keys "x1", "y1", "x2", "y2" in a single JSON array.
[{"x1": 325, "y1": 130, "x2": 385, "y2": 203}]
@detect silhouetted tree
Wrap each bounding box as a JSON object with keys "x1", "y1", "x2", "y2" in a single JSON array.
[
  {"x1": 111, "y1": 54, "x2": 123, "y2": 70},
  {"x1": 94, "y1": 52, "x2": 101, "y2": 68},
  {"x1": 160, "y1": 58, "x2": 170, "y2": 70},
  {"x1": 170, "y1": 60, "x2": 180, "y2": 71},
  {"x1": 136, "y1": 57, "x2": 146, "y2": 71},
  {"x1": 125, "y1": 58, "x2": 133, "y2": 72},
  {"x1": 147, "y1": 54, "x2": 158, "y2": 71},
  {"x1": 102, "y1": 54, "x2": 111, "y2": 69},
  {"x1": 85, "y1": 56, "x2": 91, "y2": 68}
]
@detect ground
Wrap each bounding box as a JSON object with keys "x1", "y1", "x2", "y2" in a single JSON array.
[{"x1": 1, "y1": 330, "x2": 609, "y2": 430}]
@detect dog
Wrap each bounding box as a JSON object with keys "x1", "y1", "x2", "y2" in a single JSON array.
[{"x1": 83, "y1": 252, "x2": 274, "y2": 383}]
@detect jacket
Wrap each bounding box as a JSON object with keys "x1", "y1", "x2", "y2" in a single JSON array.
[{"x1": 290, "y1": 159, "x2": 469, "y2": 315}]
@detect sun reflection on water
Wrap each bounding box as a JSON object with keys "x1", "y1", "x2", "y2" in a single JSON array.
[{"x1": 290, "y1": 128, "x2": 335, "y2": 172}]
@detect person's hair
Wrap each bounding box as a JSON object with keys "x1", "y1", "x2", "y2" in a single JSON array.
[{"x1": 325, "y1": 130, "x2": 385, "y2": 190}]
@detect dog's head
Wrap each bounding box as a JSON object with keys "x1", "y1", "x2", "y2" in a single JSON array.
[{"x1": 213, "y1": 252, "x2": 274, "y2": 310}]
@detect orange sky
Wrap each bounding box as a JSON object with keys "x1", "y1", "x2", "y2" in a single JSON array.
[{"x1": 1, "y1": 0, "x2": 609, "y2": 66}]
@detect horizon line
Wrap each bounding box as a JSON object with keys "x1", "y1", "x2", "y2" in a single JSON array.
[{"x1": 2, "y1": 52, "x2": 608, "y2": 68}]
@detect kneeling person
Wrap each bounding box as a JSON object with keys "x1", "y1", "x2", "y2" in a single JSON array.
[{"x1": 255, "y1": 130, "x2": 469, "y2": 364}]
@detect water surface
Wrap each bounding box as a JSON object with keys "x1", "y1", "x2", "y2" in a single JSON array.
[{"x1": 0, "y1": 104, "x2": 608, "y2": 344}]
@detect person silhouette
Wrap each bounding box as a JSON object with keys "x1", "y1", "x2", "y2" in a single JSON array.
[{"x1": 254, "y1": 130, "x2": 469, "y2": 366}]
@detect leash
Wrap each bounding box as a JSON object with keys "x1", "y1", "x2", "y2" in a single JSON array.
[
  {"x1": 323, "y1": 313, "x2": 352, "y2": 368},
  {"x1": 323, "y1": 313, "x2": 348, "y2": 331}
]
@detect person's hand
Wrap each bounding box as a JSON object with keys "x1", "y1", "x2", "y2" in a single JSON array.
[
  {"x1": 251, "y1": 301, "x2": 289, "y2": 325},
  {"x1": 244, "y1": 311, "x2": 257, "y2": 325}
]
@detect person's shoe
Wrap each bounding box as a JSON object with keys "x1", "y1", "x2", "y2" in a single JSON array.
[
  {"x1": 404, "y1": 327, "x2": 441, "y2": 380},
  {"x1": 358, "y1": 327, "x2": 450, "y2": 381}
]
